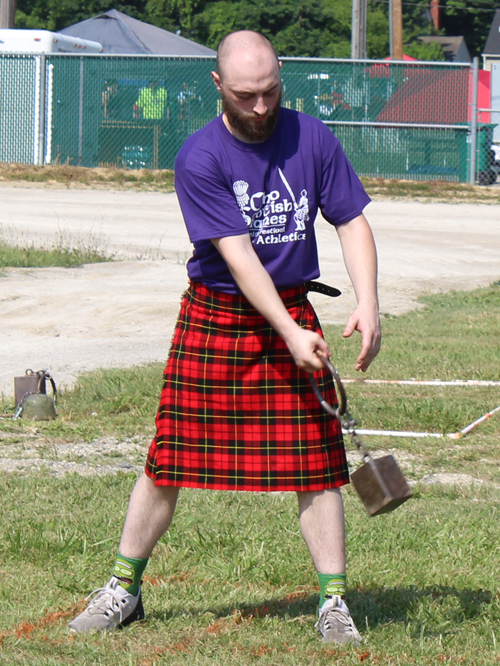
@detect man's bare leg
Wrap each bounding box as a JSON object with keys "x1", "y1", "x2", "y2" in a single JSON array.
[
  {"x1": 297, "y1": 488, "x2": 345, "y2": 573},
  {"x1": 69, "y1": 474, "x2": 179, "y2": 632},
  {"x1": 297, "y1": 488, "x2": 361, "y2": 644},
  {"x1": 119, "y1": 473, "x2": 180, "y2": 559}
]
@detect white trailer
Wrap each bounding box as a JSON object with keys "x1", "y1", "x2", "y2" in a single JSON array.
[
  {"x1": 0, "y1": 30, "x2": 103, "y2": 166},
  {"x1": 0, "y1": 29, "x2": 102, "y2": 53}
]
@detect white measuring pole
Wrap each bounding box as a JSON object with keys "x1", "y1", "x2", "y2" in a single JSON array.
[{"x1": 344, "y1": 406, "x2": 500, "y2": 439}]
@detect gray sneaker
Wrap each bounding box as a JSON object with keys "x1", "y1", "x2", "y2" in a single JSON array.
[
  {"x1": 315, "y1": 596, "x2": 362, "y2": 645},
  {"x1": 69, "y1": 577, "x2": 144, "y2": 633}
]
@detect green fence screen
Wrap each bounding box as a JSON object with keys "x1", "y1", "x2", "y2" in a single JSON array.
[{"x1": 1, "y1": 54, "x2": 476, "y2": 182}]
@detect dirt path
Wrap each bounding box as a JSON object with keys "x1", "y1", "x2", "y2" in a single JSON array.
[{"x1": 1, "y1": 184, "x2": 499, "y2": 397}]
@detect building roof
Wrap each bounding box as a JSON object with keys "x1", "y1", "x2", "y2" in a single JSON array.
[
  {"x1": 483, "y1": 9, "x2": 500, "y2": 56},
  {"x1": 60, "y1": 9, "x2": 215, "y2": 56},
  {"x1": 376, "y1": 68, "x2": 469, "y2": 124},
  {"x1": 418, "y1": 35, "x2": 471, "y2": 63}
]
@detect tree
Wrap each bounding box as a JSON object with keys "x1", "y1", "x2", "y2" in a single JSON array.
[
  {"x1": 366, "y1": 1, "x2": 389, "y2": 59},
  {"x1": 405, "y1": 40, "x2": 445, "y2": 61},
  {"x1": 146, "y1": 0, "x2": 354, "y2": 57},
  {"x1": 15, "y1": 0, "x2": 494, "y2": 60},
  {"x1": 15, "y1": 0, "x2": 148, "y2": 31},
  {"x1": 146, "y1": 0, "x2": 204, "y2": 35},
  {"x1": 442, "y1": 1, "x2": 500, "y2": 58}
]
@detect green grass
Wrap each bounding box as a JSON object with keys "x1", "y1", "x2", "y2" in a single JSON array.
[
  {"x1": 328, "y1": 282, "x2": 500, "y2": 382},
  {"x1": 0, "y1": 283, "x2": 499, "y2": 664},
  {"x1": 0, "y1": 476, "x2": 499, "y2": 665},
  {"x1": 324, "y1": 283, "x2": 500, "y2": 434},
  {"x1": 0, "y1": 230, "x2": 112, "y2": 269}
]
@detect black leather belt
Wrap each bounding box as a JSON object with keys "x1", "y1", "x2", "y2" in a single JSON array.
[{"x1": 305, "y1": 280, "x2": 341, "y2": 298}]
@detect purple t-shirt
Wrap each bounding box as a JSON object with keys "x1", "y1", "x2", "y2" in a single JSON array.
[{"x1": 174, "y1": 108, "x2": 370, "y2": 294}]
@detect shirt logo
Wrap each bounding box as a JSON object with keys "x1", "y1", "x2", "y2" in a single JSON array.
[
  {"x1": 232, "y1": 171, "x2": 309, "y2": 245},
  {"x1": 278, "y1": 169, "x2": 309, "y2": 231}
]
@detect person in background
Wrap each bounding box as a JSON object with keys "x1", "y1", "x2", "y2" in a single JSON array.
[
  {"x1": 102, "y1": 78, "x2": 120, "y2": 119},
  {"x1": 134, "y1": 80, "x2": 169, "y2": 120}
]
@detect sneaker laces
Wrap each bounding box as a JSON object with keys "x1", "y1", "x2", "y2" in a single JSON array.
[
  {"x1": 315, "y1": 596, "x2": 360, "y2": 640},
  {"x1": 320, "y1": 605, "x2": 355, "y2": 634},
  {"x1": 84, "y1": 579, "x2": 129, "y2": 623}
]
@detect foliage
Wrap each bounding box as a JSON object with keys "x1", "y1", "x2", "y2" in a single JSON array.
[
  {"x1": 405, "y1": 39, "x2": 446, "y2": 62},
  {"x1": 15, "y1": 0, "x2": 491, "y2": 60},
  {"x1": 391, "y1": 0, "x2": 499, "y2": 59},
  {"x1": 365, "y1": 0, "x2": 389, "y2": 59},
  {"x1": 15, "y1": 0, "x2": 148, "y2": 31},
  {"x1": 13, "y1": 0, "x2": 497, "y2": 60},
  {"x1": 442, "y1": 0, "x2": 500, "y2": 57},
  {"x1": 146, "y1": 0, "x2": 354, "y2": 56},
  {"x1": 146, "y1": 0, "x2": 388, "y2": 58}
]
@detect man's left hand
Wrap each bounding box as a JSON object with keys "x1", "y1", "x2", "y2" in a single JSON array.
[{"x1": 342, "y1": 303, "x2": 381, "y2": 372}]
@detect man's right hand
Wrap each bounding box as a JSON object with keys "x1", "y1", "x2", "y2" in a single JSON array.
[
  {"x1": 212, "y1": 233, "x2": 331, "y2": 374},
  {"x1": 283, "y1": 327, "x2": 331, "y2": 374}
]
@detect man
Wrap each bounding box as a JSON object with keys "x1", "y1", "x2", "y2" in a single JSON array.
[
  {"x1": 134, "y1": 79, "x2": 169, "y2": 119},
  {"x1": 70, "y1": 31, "x2": 381, "y2": 644},
  {"x1": 102, "y1": 78, "x2": 119, "y2": 119}
]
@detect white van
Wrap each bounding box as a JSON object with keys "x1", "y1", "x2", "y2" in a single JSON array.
[{"x1": 0, "y1": 29, "x2": 102, "y2": 54}]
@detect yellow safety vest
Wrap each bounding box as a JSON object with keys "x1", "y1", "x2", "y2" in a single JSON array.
[{"x1": 136, "y1": 87, "x2": 168, "y2": 119}]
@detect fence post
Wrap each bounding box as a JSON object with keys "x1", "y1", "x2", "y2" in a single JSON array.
[
  {"x1": 469, "y1": 56, "x2": 479, "y2": 184},
  {"x1": 38, "y1": 54, "x2": 47, "y2": 166},
  {"x1": 44, "y1": 63, "x2": 54, "y2": 165},
  {"x1": 34, "y1": 54, "x2": 48, "y2": 167},
  {"x1": 78, "y1": 56, "x2": 84, "y2": 167}
]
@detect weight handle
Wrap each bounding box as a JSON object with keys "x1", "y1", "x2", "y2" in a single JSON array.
[
  {"x1": 33, "y1": 369, "x2": 58, "y2": 402},
  {"x1": 309, "y1": 356, "x2": 373, "y2": 462},
  {"x1": 308, "y1": 354, "x2": 347, "y2": 418}
]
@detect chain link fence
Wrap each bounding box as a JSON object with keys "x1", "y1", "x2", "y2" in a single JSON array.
[{"x1": 0, "y1": 53, "x2": 496, "y2": 184}]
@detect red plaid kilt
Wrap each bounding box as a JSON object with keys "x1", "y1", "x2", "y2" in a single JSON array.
[{"x1": 145, "y1": 281, "x2": 348, "y2": 492}]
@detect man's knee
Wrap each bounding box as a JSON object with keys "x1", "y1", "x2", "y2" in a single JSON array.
[{"x1": 133, "y1": 474, "x2": 180, "y2": 505}]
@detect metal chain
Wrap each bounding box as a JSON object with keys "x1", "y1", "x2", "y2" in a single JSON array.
[
  {"x1": 13, "y1": 391, "x2": 36, "y2": 420},
  {"x1": 339, "y1": 407, "x2": 372, "y2": 463}
]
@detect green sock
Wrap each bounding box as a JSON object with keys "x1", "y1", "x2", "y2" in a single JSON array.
[
  {"x1": 113, "y1": 553, "x2": 149, "y2": 596},
  {"x1": 318, "y1": 573, "x2": 347, "y2": 608}
]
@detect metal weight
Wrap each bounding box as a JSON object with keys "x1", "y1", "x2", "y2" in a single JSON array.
[
  {"x1": 15, "y1": 369, "x2": 57, "y2": 406},
  {"x1": 349, "y1": 454, "x2": 413, "y2": 516},
  {"x1": 19, "y1": 393, "x2": 57, "y2": 421},
  {"x1": 14, "y1": 369, "x2": 43, "y2": 406},
  {"x1": 13, "y1": 369, "x2": 58, "y2": 421}
]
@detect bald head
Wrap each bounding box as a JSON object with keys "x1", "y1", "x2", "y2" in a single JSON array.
[
  {"x1": 211, "y1": 30, "x2": 282, "y2": 143},
  {"x1": 216, "y1": 31, "x2": 279, "y2": 81}
]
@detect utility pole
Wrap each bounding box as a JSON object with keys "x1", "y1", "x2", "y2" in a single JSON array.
[
  {"x1": 0, "y1": 0, "x2": 17, "y2": 28},
  {"x1": 389, "y1": 0, "x2": 403, "y2": 60},
  {"x1": 351, "y1": 0, "x2": 367, "y2": 59}
]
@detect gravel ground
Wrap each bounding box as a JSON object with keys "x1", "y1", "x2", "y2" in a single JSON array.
[{"x1": 0, "y1": 427, "x2": 494, "y2": 489}]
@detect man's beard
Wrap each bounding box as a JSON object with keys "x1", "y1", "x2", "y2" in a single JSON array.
[{"x1": 221, "y1": 89, "x2": 281, "y2": 142}]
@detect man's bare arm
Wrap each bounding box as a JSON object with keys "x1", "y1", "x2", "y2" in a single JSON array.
[
  {"x1": 335, "y1": 213, "x2": 381, "y2": 372},
  {"x1": 212, "y1": 233, "x2": 329, "y2": 373}
]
